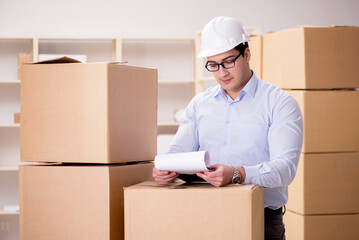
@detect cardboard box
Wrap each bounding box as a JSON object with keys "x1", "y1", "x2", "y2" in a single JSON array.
[
  {"x1": 18, "y1": 52, "x2": 32, "y2": 80},
  {"x1": 21, "y1": 58, "x2": 157, "y2": 163},
  {"x1": 124, "y1": 182, "x2": 264, "y2": 240},
  {"x1": 287, "y1": 152, "x2": 359, "y2": 215},
  {"x1": 284, "y1": 210, "x2": 359, "y2": 240},
  {"x1": 14, "y1": 112, "x2": 20, "y2": 124},
  {"x1": 287, "y1": 90, "x2": 359, "y2": 152},
  {"x1": 262, "y1": 26, "x2": 359, "y2": 89},
  {"x1": 19, "y1": 162, "x2": 154, "y2": 240},
  {"x1": 248, "y1": 35, "x2": 262, "y2": 78}
]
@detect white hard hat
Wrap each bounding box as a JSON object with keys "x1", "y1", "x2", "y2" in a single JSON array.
[{"x1": 197, "y1": 16, "x2": 251, "y2": 58}]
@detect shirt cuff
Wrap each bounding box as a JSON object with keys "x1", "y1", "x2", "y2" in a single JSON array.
[{"x1": 243, "y1": 165, "x2": 259, "y2": 184}]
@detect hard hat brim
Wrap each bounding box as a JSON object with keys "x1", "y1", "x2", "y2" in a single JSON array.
[{"x1": 197, "y1": 38, "x2": 251, "y2": 58}]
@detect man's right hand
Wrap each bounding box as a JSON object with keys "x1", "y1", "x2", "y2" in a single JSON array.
[{"x1": 152, "y1": 167, "x2": 179, "y2": 185}]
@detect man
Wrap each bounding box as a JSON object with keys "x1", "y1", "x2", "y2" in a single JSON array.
[{"x1": 153, "y1": 16, "x2": 303, "y2": 240}]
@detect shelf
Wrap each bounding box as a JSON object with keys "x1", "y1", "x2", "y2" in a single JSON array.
[
  {"x1": 202, "y1": 77, "x2": 216, "y2": 81},
  {"x1": 121, "y1": 37, "x2": 194, "y2": 42},
  {"x1": 0, "y1": 37, "x2": 33, "y2": 40},
  {"x1": 158, "y1": 79, "x2": 195, "y2": 84},
  {"x1": 158, "y1": 122, "x2": 180, "y2": 135},
  {"x1": 0, "y1": 166, "x2": 19, "y2": 172},
  {"x1": 0, "y1": 80, "x2": 21, "y2": 84},
  {"x1": 38, "y1": 37, "x2": 116, "y2": 41},
  {"x1": 0, "y1": 210, "x2": 19, "y2": 215},
  {"x1": 0, "y1": 124, "x2": 20, "y2": 128},
  {"x1": 158, "y1": 122, "x2": 180, "y2": 127}
]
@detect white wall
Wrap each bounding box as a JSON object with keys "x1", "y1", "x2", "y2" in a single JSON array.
[{"x1": 0, "y1": 0, "x2": 358, "y2": 37}]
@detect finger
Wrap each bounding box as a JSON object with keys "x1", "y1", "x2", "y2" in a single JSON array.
[
  {"x1": 155, "y1": 172, "x2": 177, "y2": 181},
  {"x1": 155, "y1": 173, "x2": 179, "y2": 185},
  {"x1": 155, "y1": 171, "x2": 178, "y2": 180},
  {"x1": 208, "y1": 164, "x2": 220, "y2": 170},
  {"x1": 156, "y1": 180, "x2": 172, "y2": 185},
  {"x1": 208, "y1": 169, "x2": 222, "y2": 178},
  {"x1": 212, "y1": 182, "x2": 222, "y2": 187},
  {"x1": 197, "y1": 172, "x2": 210, "y2": 182},
  {"x1": 153, "y1": 168, "x2": 170, "y2": 176},
  {"x1": 196, "y1": 172, "x2": 205, "y2": 178}
]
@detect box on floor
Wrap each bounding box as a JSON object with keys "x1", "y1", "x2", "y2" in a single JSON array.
[
  {"x1": 263, "y1": 26, "x2": 359, "y2": 89},
  {"x1": 20, "y1": 58, "x2": 158, "y2": 164},
  {"x1": 287, "y1": 90, "x2": 359, "y2": 153},
  {"x1": 124, "y1": 181, "x2": 264, "y2": 240},
  {"x1": 284, "y1": 210, "x2": 359, "y2": 240},
  {"x1": 19, "y1": 162, "x2": 153, "y2": 240},
  {"x1": 287, "y1": 152, "x2": 359, "y2": 215}
]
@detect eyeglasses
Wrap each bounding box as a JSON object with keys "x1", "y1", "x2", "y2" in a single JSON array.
[{"x1": 205, "y1": 53, "x2": 241, "y2": 72}]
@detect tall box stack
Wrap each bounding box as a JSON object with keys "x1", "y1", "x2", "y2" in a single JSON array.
[
  {"x1": 248, "y1": 35, "x2": 262, "y2": 79},
  {"x1": 19, "y1": 58, "x2": 158, "y2": 240},
  {"x1": 263, "y1": 26, "x2": 359, "y2": 240}
]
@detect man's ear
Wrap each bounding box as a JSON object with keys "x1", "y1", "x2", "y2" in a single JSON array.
[{"x1": 244, "y1": 48, "x2": 251, "y2": 63}]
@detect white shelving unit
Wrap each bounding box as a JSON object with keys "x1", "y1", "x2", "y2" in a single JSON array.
[
  {"x1": 0, "y1": 38, "x2": 26, "y2": 240},
  {"x1": 0, "y1": 30, "x2": 261, "y2": 239},
  {"x1": 118, "y1": 37, "x2": 196, "y2": 130}
]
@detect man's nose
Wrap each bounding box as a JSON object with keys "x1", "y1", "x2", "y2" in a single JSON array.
[{"x1": 218, "y1": 65, "x2": 229, "y2": 76}]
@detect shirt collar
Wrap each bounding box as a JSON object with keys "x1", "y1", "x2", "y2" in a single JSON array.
[
  {"x1": 213, "y1": 70, "x2": 259, "y2": 100},
  {"x1": 242, "y1": 71, "x2": 258, "y2": 98}
]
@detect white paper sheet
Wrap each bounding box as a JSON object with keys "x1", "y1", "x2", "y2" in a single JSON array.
[{"x1": 154, "y1": 151, "x2": 210, "y2": 174}]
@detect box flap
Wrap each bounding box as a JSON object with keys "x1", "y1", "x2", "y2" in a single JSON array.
[
  {"x1": 29, "y1": 56, "x2": 82, "y2": 64},
  {"x1": 109, "y1": 60, "x2": 128, "y2": 65},
  {"x1": 296, "y1": 25, "x2": 359, "y2": 28}
]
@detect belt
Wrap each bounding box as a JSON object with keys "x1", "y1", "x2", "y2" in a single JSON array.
[{"x1": 265, "y1": 206, "x2": 285, "y2": 216}]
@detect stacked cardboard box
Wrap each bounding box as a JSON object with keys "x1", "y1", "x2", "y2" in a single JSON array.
[
  {"x1": 248, "y1": 35, "x2": 262, "y2": 79},
  {"x1": 124, "y1": 182, "x2": 264, "y2": 240},
  {"x1": 19, "y1": 58, "x2": 158, "y2": 240},
  {"x1": 262, "y1": 26, "x2": 359, "y2": 240}
]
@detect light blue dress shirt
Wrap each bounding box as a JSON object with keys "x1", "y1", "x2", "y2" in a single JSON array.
[{"x1": 168, "y1": 72, "x2": 303, "y2": 209}]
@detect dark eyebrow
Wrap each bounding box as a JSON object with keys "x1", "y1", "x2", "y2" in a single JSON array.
[{"x1": 207, "y1": 55, "x2": 236, "y2": 63}]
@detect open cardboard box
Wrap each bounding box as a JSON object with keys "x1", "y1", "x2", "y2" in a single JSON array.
[{"x1": 21, "y1": 57, "x2": 158, "y2": 163}]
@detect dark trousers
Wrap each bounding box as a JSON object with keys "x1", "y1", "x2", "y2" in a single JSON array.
[{"x1": 265, "y1": 206, "x2": 286, "y2": 240}]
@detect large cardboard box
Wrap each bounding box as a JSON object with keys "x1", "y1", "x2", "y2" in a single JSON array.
[
  {"x1": 287, "y1": 90, "x2": 359, "y2": 152},
  {"x1": 262, "y1": 26, "x2": 359, "y2": 89},
  {"x1": 21, "y1": 58, "x2": 157, "y2": 163},
  {"x1": 248, "y1": 35, "x2": 262, "y2": 79},
  {"x1": 124, "y1": 182, "x2": 264, "y2": 240},
  {"x1": 19, "y1": 162, "x2": 154, "y2": 240},
  {"x1": 284, "y1": 210, "x2": 359, "y2": 240},
  {"x1": 287, "y1": 152, "x2": 359, "y2": 215}
]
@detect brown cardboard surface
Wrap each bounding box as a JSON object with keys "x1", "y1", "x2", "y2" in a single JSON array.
[
  {"x1": 287, "y1": 90, "x2": 359, "y2": 153},
  {"x1": 109, "y1": 65, "x2": 158, "y2": 162},
  {"x1": 19, "y1": 162, "x2": 154, "y2": 240},
  {"x1": 14, "y1": 112, "x2": 20, "y2": 124},
  {"x1": 287, "y1": 152, "x2": 359, "y2": 215},
  {"x1": 124, "y1": 181, "x2": 264, "y2": 240},
  {"x1": 17, "y1": 52, "x2": 32, "y2": 80},
  {"x1": 284, "y1": 210, "x2": 359, "y2": 240},
  {"x1": 262, "y1": 26, "x2": 359, "y2": 89},
  {"x1": 248, "y1": 35, "x2": 262, "y2": 78},
  {"x1": 20, "y1": 61, "x2": 157, "y2": 163}
]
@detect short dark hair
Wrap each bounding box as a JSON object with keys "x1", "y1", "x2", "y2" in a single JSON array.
[{"x1": 234, "y1": 42, "x2": 249, "y2": 56}]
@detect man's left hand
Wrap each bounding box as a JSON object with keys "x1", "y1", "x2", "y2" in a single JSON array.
[{"x1": 196, "y1": 164, "x2": 233, "y2": 187}]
